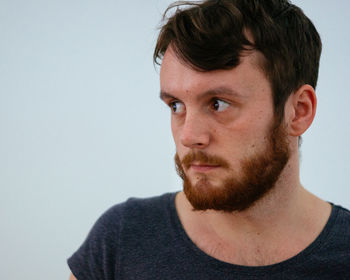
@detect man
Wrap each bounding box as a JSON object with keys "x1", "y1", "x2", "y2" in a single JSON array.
[{"x1": 68, "y1": 0, "x2": 350, "y2": 279}]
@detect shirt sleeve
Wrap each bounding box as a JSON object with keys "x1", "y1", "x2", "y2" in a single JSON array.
[{"x1": 67, "y1": 203, "x2": 124, "y2": 280}]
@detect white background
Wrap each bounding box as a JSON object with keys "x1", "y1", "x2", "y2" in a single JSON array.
[{"x1": 0, "y1": 0, "x2": 349, "y2": 279}]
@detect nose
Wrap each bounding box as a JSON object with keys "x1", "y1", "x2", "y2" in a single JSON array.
[{"x1": 179, "y1": 112, "x2": 210, "y2": 149}]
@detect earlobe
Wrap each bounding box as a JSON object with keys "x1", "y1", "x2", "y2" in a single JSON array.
[{"x1": 288, "y1": 85, "x2": 317, "y2": 137}]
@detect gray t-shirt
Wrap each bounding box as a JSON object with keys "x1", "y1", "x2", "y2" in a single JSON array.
[{"x1": 68, "y1": 192, "x2": 350, "y2": 279}]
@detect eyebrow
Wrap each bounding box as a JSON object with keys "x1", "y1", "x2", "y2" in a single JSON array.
[
  {"x1": 159, "y1": 86, "x2": 244, "y2": 101},
  {"x1": 159, "y1": 91, "x2": 175, "y2": 101}
]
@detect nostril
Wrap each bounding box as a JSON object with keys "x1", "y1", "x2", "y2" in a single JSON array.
[
  {"x1": 180, "y1": 134, "x2": 210, "y2": 149},
  {"x1": 179, "y1": 114, "x2": 210, "y2": 148}
]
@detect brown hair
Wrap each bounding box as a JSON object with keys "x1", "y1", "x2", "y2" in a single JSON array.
[{"x1": 154, "y1": 0, "x2": 322, "y2": 120}]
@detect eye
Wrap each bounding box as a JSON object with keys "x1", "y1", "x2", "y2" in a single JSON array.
[
  {"x1": 170, "y1": 101, "x2": 185, "y2": 114},
  {"x1": 211, "y1": 99, "x2": 229, "y2": 112}
]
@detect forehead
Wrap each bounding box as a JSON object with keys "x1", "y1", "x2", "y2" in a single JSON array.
[{"x1": 160, "y1": 47, "x2": 270, "y2": 100}]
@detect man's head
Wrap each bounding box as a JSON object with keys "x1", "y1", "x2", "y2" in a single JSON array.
[
  {"x1": 156, "y1": 0, "x2": 320, "y2": 212},
  {"x1": 154, "y1": 0, "x2": 321, "y2": 121}
]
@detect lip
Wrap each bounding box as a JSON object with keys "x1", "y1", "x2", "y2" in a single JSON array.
[{"x1": 190, "y1": 164, "x2": 220, "y2": 172}]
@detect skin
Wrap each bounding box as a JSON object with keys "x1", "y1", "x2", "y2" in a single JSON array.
[
  {"x1": 68, "y1": 47, "x2": 331, "y2": 278},
  {"x1": 160, "y1": 47, "x2": 331, "y2": 266}
]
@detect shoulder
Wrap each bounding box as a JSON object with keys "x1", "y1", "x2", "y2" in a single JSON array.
[
  {"x1": 94, "y1": 192, "x2": 176, "y2": 226},
  {"x1": 82, "y1": 192, "x2": 177, "y2": 246},
  {"x1": 93, "y1": 192, "x2": 176, "y2": 229},
  {"x1": 332, "y1": 204, "x2": 350, "y2": 228},
  {"x1": 67, "y1": 192, "x2": 177, "y2": 279},
  {"x1": 322, "y1": 204, "x2": 350, "y2": 259},
  {"x1": 337, "y1": 204, "x2": 350, "y2": 217},
  {"x1": 118, "y1": 192, "x2": 178, "y2": 242},
  {"x1": 331, "y1": 204, "x2": 350, "y2": 237},
  {"x1": 122, "y1": 192, "x2": 176, "y2": 221}
]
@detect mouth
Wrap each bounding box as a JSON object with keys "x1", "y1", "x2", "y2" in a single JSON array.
[{"x1": 190, "y1": 163, "x2": 220, "y2": 172}]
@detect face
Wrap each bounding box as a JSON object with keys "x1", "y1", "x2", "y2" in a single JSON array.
[{"x1": 160, "y1": 48, "x2": 290, "y2": 212}]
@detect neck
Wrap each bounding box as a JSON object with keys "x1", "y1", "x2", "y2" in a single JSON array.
[
  {"x1": 181, "y1": 151, "x2": 304, "y2": 229},
  {"x1": 175, "y1": 151, "x2": 332, "y2": 265}
]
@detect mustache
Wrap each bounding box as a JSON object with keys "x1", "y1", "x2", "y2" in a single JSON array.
[{"x1": 180, "y1": 151, "x2": 230, "y2": 169}]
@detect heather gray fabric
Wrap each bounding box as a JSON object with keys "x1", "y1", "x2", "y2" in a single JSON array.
[{"x1": 68, "y1": 192, "x2": 350, "y2": 279}]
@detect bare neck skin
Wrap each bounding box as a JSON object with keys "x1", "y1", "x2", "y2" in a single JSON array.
[{"x1": 175, "y1": 150, "x2": 332, "y2": 266}]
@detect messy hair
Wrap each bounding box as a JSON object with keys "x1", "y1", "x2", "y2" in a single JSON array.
[{"x1": 154, "y1": 0, "x2": 322, "y2": 121}]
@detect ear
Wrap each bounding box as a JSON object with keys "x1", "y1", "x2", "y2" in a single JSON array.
[{"x1": 285, "y1": 85, "x2": 317, "y2": 137}]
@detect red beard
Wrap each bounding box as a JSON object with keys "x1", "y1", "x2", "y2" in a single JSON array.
[{"x1": 175, "y1": 121, "x2": 290, "y2": 212}]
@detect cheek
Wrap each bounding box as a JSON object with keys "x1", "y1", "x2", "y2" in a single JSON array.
[
  {"x1": 231, "y1": 106, "x2": 274, "y2": 139},
  {"x1": 216, "y1": 120, "x2": 268, "y2": 158}
]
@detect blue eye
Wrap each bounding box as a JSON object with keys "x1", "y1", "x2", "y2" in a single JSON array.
[
  {"x1": 170, "y1": 101, "x2": 185, "y2": 114},
  {"x1": 212, "y1": 99, "x2": 229, "y2": 112}
]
